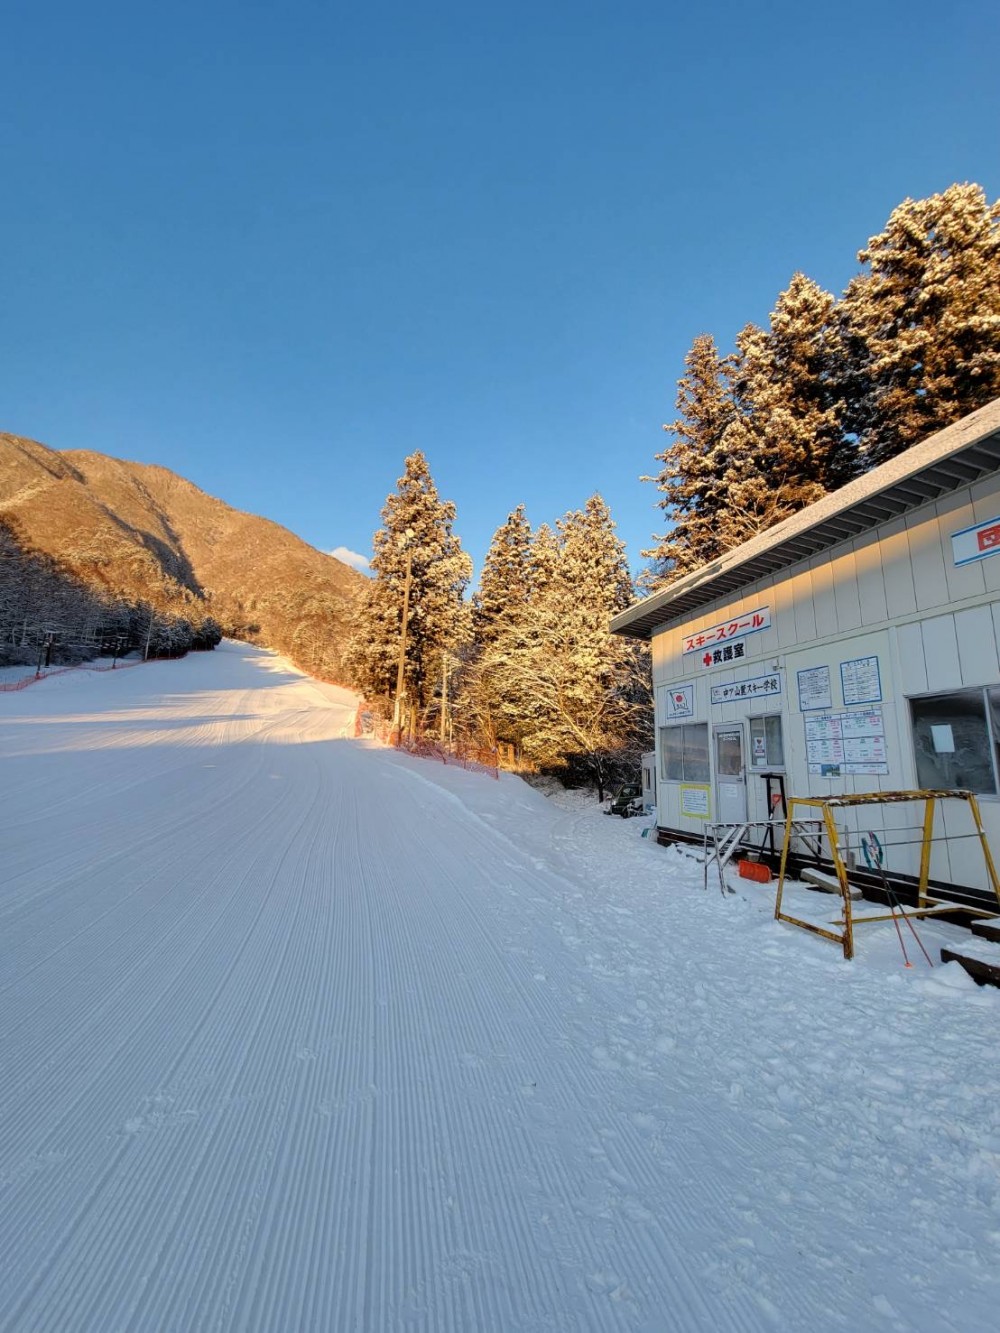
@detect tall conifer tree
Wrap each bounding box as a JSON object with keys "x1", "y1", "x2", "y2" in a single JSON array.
[
  {"x1": 642, "y1": 334, "x2": 735, "y2": 583},
  {"x1": 716, "y1": 276, "x2": 856, "y2": 541},
  {"x1": 346, "y1": 452, "x2": 471, "y2": 723},
  {"x1": 473, "y1": 504, "x2": 533, "y2": 649},
  {"x1": 840, "y1": 183, "x2": 1000, "y2": 463}
]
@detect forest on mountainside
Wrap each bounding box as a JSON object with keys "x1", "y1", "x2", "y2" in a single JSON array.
[
  {"x1": 0, "y1": 515, "x2": 222, "y2": 670},
  {"x1": 642, "y1": 184, "x2": 1000, "y2": 583},
  {"x1": 0, "y1": 436, "x2": 363, "y2": 676}
]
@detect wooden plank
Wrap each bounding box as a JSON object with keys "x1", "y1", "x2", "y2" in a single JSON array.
[
  {"x1": 831, "y1": 905, "x2": 971, "y2": 926},
  {"x1": 800, "y1": 868, "x2": 863, "y2": 900},
  {"x1": 940, "y1": 948, "x2": 1000, "y2": 988}
]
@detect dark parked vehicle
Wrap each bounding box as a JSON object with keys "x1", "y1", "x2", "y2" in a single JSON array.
[{"x1": 605, "y1": 782, "x2": 643, "y2": 818}]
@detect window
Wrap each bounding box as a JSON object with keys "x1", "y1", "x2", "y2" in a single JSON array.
[
  {"x1": 660, "y1": 723, "x2": 710, "y2": 783},
  {"x1": 750, "y1": 714, "x2": 784, "y2": 769},
  {"x1": 909, "y1": 689, "x2": 998, "y2": 795}
]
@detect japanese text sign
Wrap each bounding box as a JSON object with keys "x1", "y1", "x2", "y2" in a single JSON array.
[
  {"x1": 952, "y1": 516, "x2": 1000, "y2": 567},
  {"x1": 682, "y1": 606, "x2": 771, "y2": 669},
  {"x1": 710, "y1": 673, "x2": 782, "y2": 705}
]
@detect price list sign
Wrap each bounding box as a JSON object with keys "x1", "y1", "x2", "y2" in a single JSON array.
[{"x1": 805, "y1": 708, "x2": 888, "y2": 776}]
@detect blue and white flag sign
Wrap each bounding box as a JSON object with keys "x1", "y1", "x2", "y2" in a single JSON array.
[{"x1": 952, "y1": 516, "x2": 1000, "y2": 566}]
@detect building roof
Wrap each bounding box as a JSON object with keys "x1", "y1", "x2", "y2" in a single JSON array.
[{"x1": 612, "y1": 398, "x2": 1000, "y2": 641}]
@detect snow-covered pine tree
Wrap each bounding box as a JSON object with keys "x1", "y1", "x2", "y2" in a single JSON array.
[
  {"x1": 473, "y1": 504, "x2": 533, "y2": 649},
  {"x1": 840, "y1": 183, "x2": 1000, "y2": 465},
  {"x1": 642, "y1": 334, "x2": 736, "y2": 586},
  {"x1": 461, "y1": 516, "x2": 553, "y2": 754},
  {"x1": 715, "y1": 275, "x2": 856, "y2": 545},
  {"x1": 489, "y1": 497, "x2": 650, "y2": 798},
  {"x1": 345, "y1": 452, "x2": 472, "y2": 728},
  {"x1": 457, "y1": 506, "x2": 536, "y2": 750}
]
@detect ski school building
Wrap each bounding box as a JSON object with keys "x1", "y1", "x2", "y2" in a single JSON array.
[{"x1": 611, "y1": 398, "x2": 1000, "y2": 900}]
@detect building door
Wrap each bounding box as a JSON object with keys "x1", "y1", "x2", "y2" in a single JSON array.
[{"x1": 714, "y1": 724, "x2": 747, "y2": 824}]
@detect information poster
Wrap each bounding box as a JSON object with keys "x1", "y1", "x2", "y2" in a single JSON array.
[
  {"x1": 680, "y1": 784, "x2": 711, "y2": 818},
  {"x1": 804, "y1": 708, "x2": 888, "y2": 776},
  {"x1": 797, "y1": 665, "x2": 832, "y2": 712},
  {"x1": 840, "y1": 655, "x2": 882, "y2": 705}
]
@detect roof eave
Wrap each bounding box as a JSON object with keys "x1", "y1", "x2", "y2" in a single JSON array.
[{"x1": 612, "y1": 399, "x2": 1000, "y2": 641}]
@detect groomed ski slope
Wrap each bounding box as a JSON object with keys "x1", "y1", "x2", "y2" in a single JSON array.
[{"x1": 1, "y1": 642, "x2": 999, "y2": 1332}]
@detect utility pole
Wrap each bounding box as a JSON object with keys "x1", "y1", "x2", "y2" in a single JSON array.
[
  {"x1": 392, "y1": 544, "x2": 414, "y2": 740},
  {"x1": 143, "y1": 610, "x2": 155, "y2": 661}
]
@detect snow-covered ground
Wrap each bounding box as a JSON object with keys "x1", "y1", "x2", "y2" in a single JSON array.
[{"x1": 1, "y1": 642, "x2": 998, "y2": 1331}]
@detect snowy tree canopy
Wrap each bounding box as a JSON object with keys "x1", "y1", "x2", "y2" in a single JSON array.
[
  {"x1": 644, "y1": 183, "x2": 1000, "y2": 589},
  {"x1": 345, "y1": 452, "x2": 472, "y2": 721},
  {"x1": 464, "y1": 497, "x2": 651, "y2": 797},
  {"x1": 840, "y1": 183, "x2": 1000, "y2": 465}
]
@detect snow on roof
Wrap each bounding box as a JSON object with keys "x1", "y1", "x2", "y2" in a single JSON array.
[{"x1": 613, "y1": 397, "x2": 1000, "y2": 640}]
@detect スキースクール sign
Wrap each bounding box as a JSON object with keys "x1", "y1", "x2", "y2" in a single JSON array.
[{"x1": 682, "y1": 607, "x2": 771, "y2": 669}]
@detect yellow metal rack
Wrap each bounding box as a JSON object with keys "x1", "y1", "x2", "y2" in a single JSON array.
[{"x1": 774, "y1": 789, "x2": 1000, "y2": 960}]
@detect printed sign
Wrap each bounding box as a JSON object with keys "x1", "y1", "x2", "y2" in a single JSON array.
[
  {"x1": 952, "y1": 515, "x2": 1000, "y2": 567},
  {"x1": 797, "y1": 665, "x2": 832, "y2": 712},
  {"x1": 680, "y1": 784, "x2": 711, "y2": 818},
  {"x1": 682, "y1": 607, "x2": 771, "y2": 669},
  {"x1": 840, "y1": 655, "x2": 882, "y2": 706},
  {"x1": 804, "y1": 708, "x2": 888, "y2": 776},
  {"x1": 664, "y1": 683, "x2": 695, "y2": 719},
  {"x1": 710, "y1": 673, "x2": 782, "y2": 705}
]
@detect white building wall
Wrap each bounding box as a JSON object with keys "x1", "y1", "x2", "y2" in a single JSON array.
[{"x1": 650, "y1": 477, "x2": 1000, "y2": 893}]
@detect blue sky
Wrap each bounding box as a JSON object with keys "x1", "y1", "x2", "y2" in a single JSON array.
[{"x1": 2, "y1": 0, "x2": 998, "y2": 581}]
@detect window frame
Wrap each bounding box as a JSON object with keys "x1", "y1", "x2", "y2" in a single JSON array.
[
  {"x1": 748, "y1": 712, "x2": 785, "y2": 771},
  {"x1": 907, "y1": 685, "x2": 1000, "y2": 798},
  {"x1": 659, "y1": 721, "x2": 710, "y2": 785}
]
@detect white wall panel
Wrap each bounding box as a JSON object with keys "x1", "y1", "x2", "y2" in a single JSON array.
[
  {"x1": 905, "y1": 510, "x2": 950, "y2": 612},
  {"x1": 894, "y1": 621, "x2": 928, "y2": 696},
  {"x1": 854, "y1": 532, "x2": 889, "y2": 625},
  {"x1": 920, "y1": 615, "x2": 961, "y2": 692},
  {"x1": 879, "y1": 518, "x2": 917, "y2": 618},
  {"x1": 830, "y1": 548, "x2": 863, "y2": 632},
  {"x1": 954, "y1": 605, "x2": 1000, "y2": 687},
  {"x1": 810, "y1": 556, "x2": 838, "y2": 637}
]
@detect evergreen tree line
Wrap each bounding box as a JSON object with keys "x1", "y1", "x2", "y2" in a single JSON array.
[
  {"x1": 346, "y1": 455, "x2": 650, "y2": 795},
  {"x1": 643, "y1": 183, "x2": 1000, "y2": 582},
  {"x1": 0, "y1": 517, "x2": 222, "y2": 670}
]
